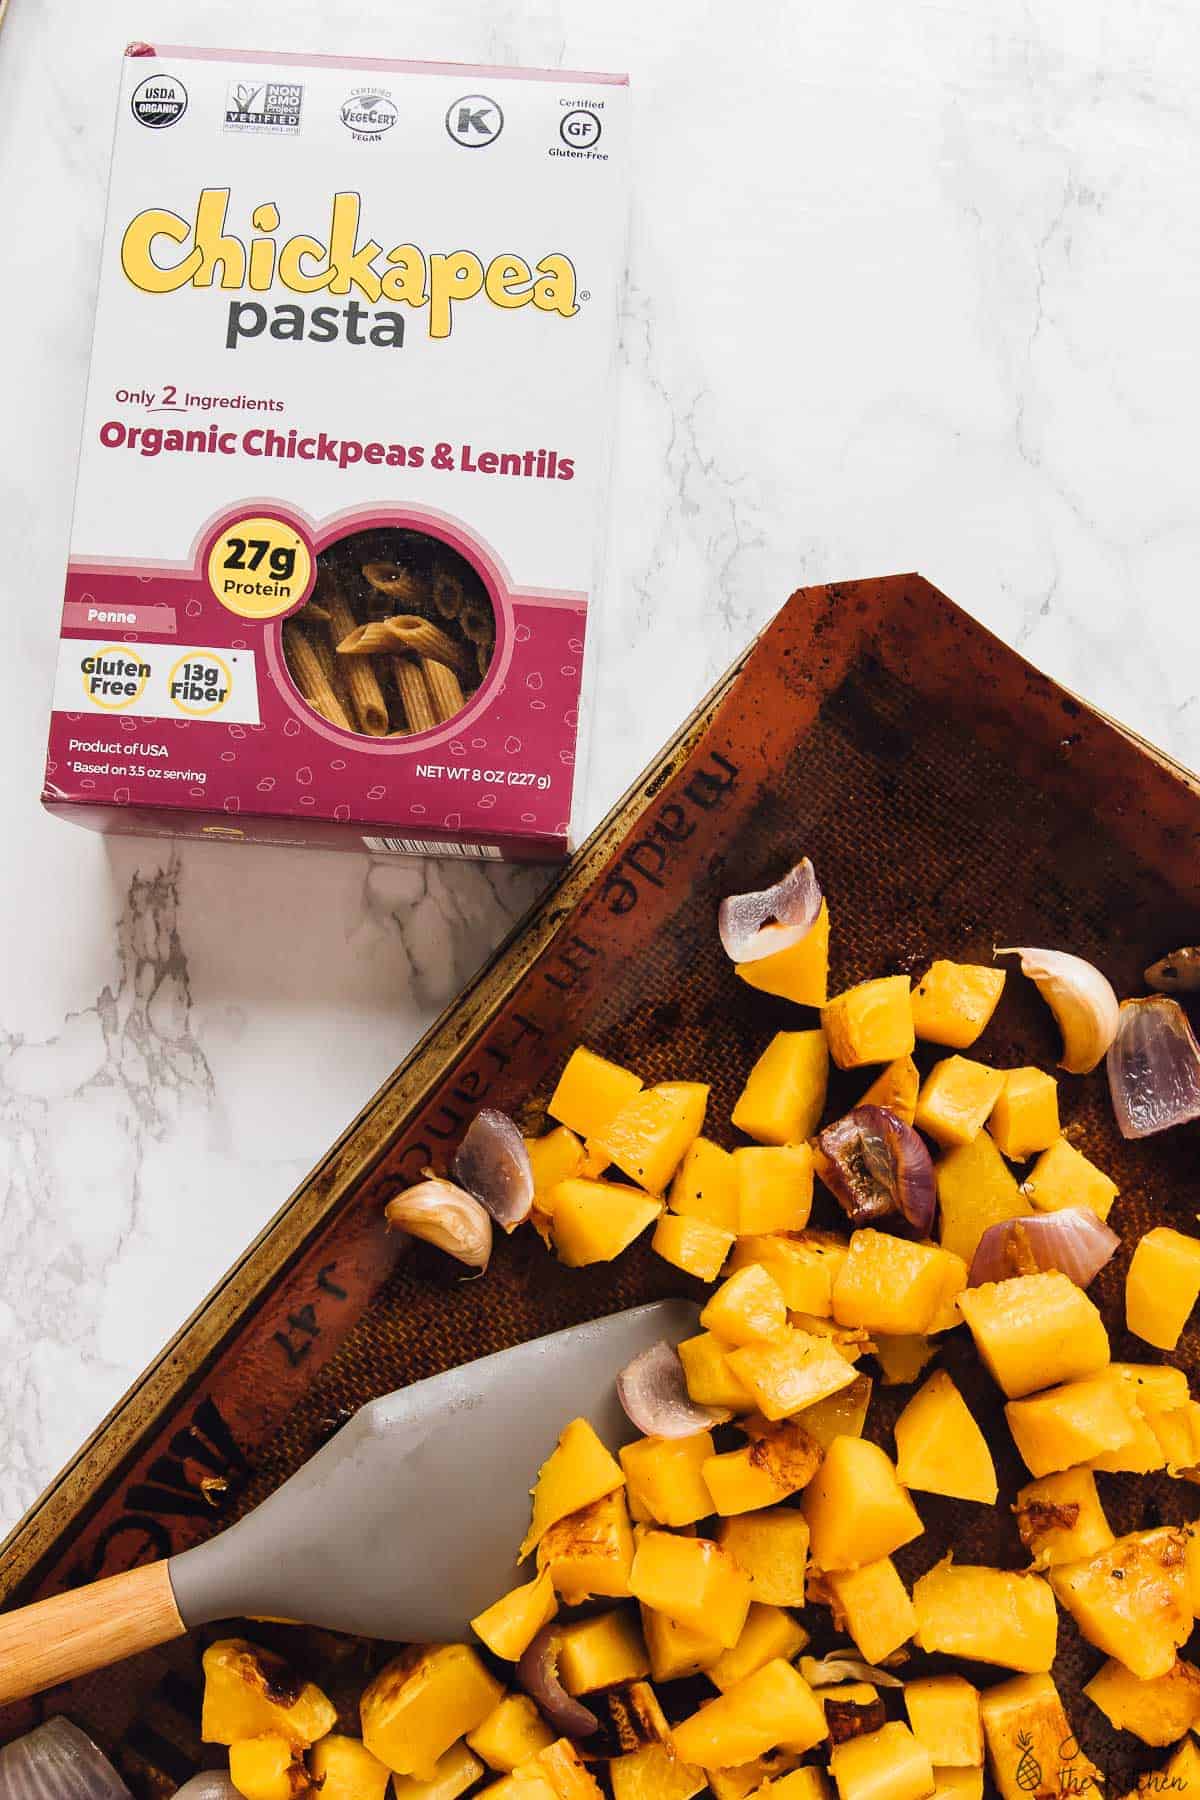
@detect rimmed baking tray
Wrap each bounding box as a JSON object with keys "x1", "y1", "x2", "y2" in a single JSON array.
[{"x1": 3, "y1": 574, "x2": 1199, "y2": 1794}]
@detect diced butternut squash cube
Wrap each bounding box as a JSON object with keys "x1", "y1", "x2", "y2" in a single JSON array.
[
  {"x1": 652, "y1": 1212, "x2": 734, "y2": 1282},
  {"x1": 308, "y1": 1736, "x2": 391, "y2": 1800},
  {"x1": 1087, "y1": 1362, "x2": 1170, "y2": 1474},
  {"x1": 393, "y1": 1747, "x2": 488, "y2": 1800},
  {"x1": 858, "y1": 1055, "x2": 921, "y2": 1124},
  {"x1": 749, "y1": 1768, "x2": 830, "y2": 1800},
  {"x1": 822, "y1": 976, "x2": 915, "y2": 1070},
  {"x1": 957, "y1": 1271, "x2": 1109, "y2": 1399},
  {"x1": 535, "y1": 1489, "x2": 634, "y2": 1604},
  {"x1": 800, "y1": 1374, "x2": 873, "y2": 1449},
  {"x1": 201, "y1": 1640, "x2": 336, "y2": 1748},
  {"x1": 735, "y1": 901, "x2": 830, "y2": 1007},
  {"x1": 903, "y1": 1676, "x2": 981, "y2": 1768},
  {"x1": 1006, "y1": 1372, "x2": 1134, "y2": 1477},
  {"x1": 911, "y1": 962, "x2": 1006, "y2": 1050},
  {"x1": 229, "y1": 1735, "x2": 311, "y2": 1800},
  {"x1": 609, "y1": 1743, "x2": 707, "y2": 1800},
  {"x1": 678, "y1": 1331, "x2": 754, "y2": 1411},
  {"x1": 708, "y1": 1759, "x2": 804, "y2": 1800},
  {"x1": 468, "y1": 1696, "x2": 555, "y2": 1771},
  {"x1": 1013, "y1": 1468, "x2": 1113, "y2": 1568},
  {"x1": 980, "y1": 1673, "x2": 1098, "y2": 1800},
  {"x1": 801, "y1": 1435, "x2": 923, "y2": 1571},
  {"x1": 477, "y1": 1774, "x2": 557, "y2": 1800},
  {"x1": 828, "y1": 1722, "x2": 934, "y2": 1800},
  {"x1": 726, "y1": 1328, "x2": 858, "y2": 1421},
  {"x1": 827, "y1": 1557, "x2": 916, "y2": 1663},
  {"x1": 520, "y1": 1417, "x2": 625, "y2": 1559},
  {"x1": 629, "y1": 1531, "x2": 752, "y2": 1647},
  {"x1": 874, "y1": 1335, "x2": 936, "y2": 1387},
  {"x1": 525, "y1": 1127, "x2": 586, "y2": 1209},
  {"x1": 526, "y1": 1739, "x2": 605, "y2": 1800},
  {"x1": 733, "y1": 1145, "x2": 814, "y2": 1235},
  {"x1": 832, "y1": 1231, "x2": 967, "y2": 1338},
  {"x1": 550, "y1": 1179, "x2": 662, "y2": 1267},
  {"x1": 935, "y1": 1134, "x2": 1029, "y2": 1265},
  {"x1": 1127, "y1": 1227, "x2": 1200, "y2": 1350},
  {"x1": 728, "y1": 1233, "x2": 845, "y2": 1314},
  {"x1": 914, "y1": 1057, "x2": 1005, "y2": 1149},
  {"x1": 360, "y1": 1645, "x2": 503, "y2": 1780},
  {"x1": 1084, "y1": 1655, "x2": 1200, "y2": 1746},
  {"x1": 733, "y1": 1031, "x2": 829, "y2": 1145},
  {"x1": 1148, "y1": 1396, "x2": 1200, "y2": 1474},
  {"x1": 556, "y1": 1609, "x2": 650, "y2": 1694},
  {"x1": 717, "y1": 1507, "x2": 810, "y2": 1606},
  {"x1": 986, "y1": 1069, "x2": 1059, "y2": 1161},
  {"x1": 471, "y1": 1569, "x2": 557, "y2": 1661},
  {"x1": 620, "y1": 1433, "x2": 715, "y2": 1528},
  {"x1": 640, "y1": 1603, "x2": 725, "y2": 1682},
  {"x1": 672, "y1": 1659, "x2": 828, "y2": 1767},
  {"x1": 701, "y1": 1264, "x2": 789, "y2": 1345},
  {"x1": 913, "y1": 1561, "x2": 1056, "y2": 1673},
  {"x1": 669, "y1": 1137, "x2": 739, "y2": 1231},
  {"x1": 893, "y1": 1371, "x2": 997, "y2": 1504},
  {"x1": 548, "y1": 1048, "x2": 643, "y2": 1140},
  {"x1": 703, "y1": 1445, "x2": 796, "y2": 1515},
  {"x1": 929, "y1": 1773, "x2": 982, "y2": 1800},
  {"x1": 1022, "y1": 1136, "x2": 1118, "y2": 1221},
  {"x1": 590, "y1": 1082, "x2": 709, "y2": 1194},
  {"x1": 708, "y1": 1603, "x2": 809, "y2": 1692},
  {"x1": 1050, "y1": 1527, "x2": 1192, "y2": 1680}
]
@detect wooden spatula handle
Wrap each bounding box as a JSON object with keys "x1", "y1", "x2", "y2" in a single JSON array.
[{"x1": 0, "y1": 1562, "x2": 185, "y2": 1703}]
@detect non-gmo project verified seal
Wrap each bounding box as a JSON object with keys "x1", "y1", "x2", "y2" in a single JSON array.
[{"x1": 224, "y1": 79, "x2": 303, "y2": 135}]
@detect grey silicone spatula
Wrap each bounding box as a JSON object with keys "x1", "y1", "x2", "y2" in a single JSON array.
[{"x1": 0, "y1": 1298, "x2": 698, "y2": 1704}]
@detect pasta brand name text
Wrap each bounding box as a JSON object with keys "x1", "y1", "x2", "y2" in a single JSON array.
[{"x1": 120, "y1": 190, "x2": 581, "y2": 342}]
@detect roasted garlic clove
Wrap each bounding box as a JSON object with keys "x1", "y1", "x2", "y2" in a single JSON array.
[
  {"x1": 995, "y1": 946, "x2": 1120, "y2": 1074},
  {"x1": 384, "y1": 1178, "x2": 492, "y2": 1270}
]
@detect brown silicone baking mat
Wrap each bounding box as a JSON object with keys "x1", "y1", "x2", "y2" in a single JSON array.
[{"x1": 3, "y1": 574, "x2": 1200, "y2": 1795}]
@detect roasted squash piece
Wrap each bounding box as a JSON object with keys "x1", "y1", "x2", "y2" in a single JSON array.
[
  {"x1": 911, "y1": 962, "x2": 1005, "y2": 1050},
  {"x1": 957, "y1": 1270, "x2": 1109, "y2": 1399},
  {"x1": 629, "y1": 1531, "x2": 752, "y2": 1647},
  {"x1": 669, "y1": 1135, "x2": 740, "y2": 1231},
  {"x1": 389, "y1": 1740, "x2": 486, "y2": 1800},
  {"x1": 672, "y1": 1658, "x2": 828, "y2": 1767},
  {"x1": 928, "y1": 1772, "x2": 982, "y2": 1800},
  {"x1": 986, "y1": 1068, "x2": 1059, "y2": 1161},
  {"x1": 201, "y1": 1640, "x2": 336, "y2": 1748},
  {"x1": 651, "y1": 1212, "x2": 734, "y2": 1282},
  {"x1": 935, "y1": 1132, "x2": 1029, "y2": 1265},
  {"x1": 476, "y1": 1775, "x2": 557, "y2": 1800},
  {"x1": 1013, "y1": 1467, "x2": 1113, "y2": 1568},
  {"x1": 832, "y1": 1230, "x2": 967, "y2": 1338},
  {"x1": 707, "y1": 1753, "x2": 805, "y2": 1800},
  {"x1": 1022, "y1": 1135, "x2": 1117, "y2": 1220},
  {"x1": 980, "y1": 1673, "x2": 1099, "y2": 1800},
  {"x1": 525, "y1": 1127, "x2": 587, "y2": 1210},
  {"x1": 822, "y1": 976, "x2": 915, "y2": 1069},
  {"x1": 548, "y1": 1047, "x2": 643, "y2": 1140},
  {"x1": 640, "y1": 1603, "x2": 725, "y2": 1682},
  {"x1": 535, "y1": 1488, "x2": 634, "y2": 1603},
  {"x1": 550, "y1": 1178, "x2": 662, "y2": 1266},
  {"x1": 701, "y1": 1264, "x2": 790, "y2": 1345},
  {"x1": 874, "y1": 1334, "x2": 936, "y2": 1387},
  {"x1": 704, "y1": 1414, "x2": 822, "y2": 1514},
  {"x1": 360, "y1": 1645, "x2": 503, "y2": 1780},
  {"x1": 1083, "y1": 1655, "x2": 1200, "y2": 1746},
  {"x1": 893, "y1": 1370, "x2": 998, "y2": 1504},
  {"x1": 467, "y1": 1695, "x2": 555, "y2": 1771},
  {"x1": 826, "y1": 1556, "x2": 916, "y2": 1663},
  {"x1": 827, "y1": 1721, "x2": 934, "y2": 1800},
  {"x1": 609, "y1": 1743, "x2": 707, "y2": 1800},
  {"x1": 307, "y1": 1737, "x2": 391, "y2": 1800},
  {"x1": 1126, "y1": 1226, "x2": 1200, "y2": 1350},
  {"x1": 620, "y1": 1432, "x2": 716, "y2": 1527},
  {"x1": 912, "y1": 1560, "x2": 1057, "y2": 1673},
  {"x1": 727, "y1": 1232, "x2": 846, "y2": 1314},
  {"x1": 1050, "y1": 1527, "x2": 1192, "y2": 1680},
  {"x1": 913, "y1": 1057, "x2": 1005, "y2": 1149},
  {"x1": 230, "y1": 1735, "x2": 313, "y2": 1800},
  {"x1": 590, "y1": 1081, "x2": 709, "y2": 1194},
  {"x1": 717, "y1": 1507, "x2": 810, "y2": 1606},
  {"x1": 751, "y1": 1772, "x2": 831, "y2": 1800},
  {"x1": 732, "y1": 1030, "x2": 829, "y2": 1145},
  {"x1": 902, "y1": 1676, "x2": 982, "y2": 1769},
  {"x1": 726, "y1": 1327, "x2": 858, "y2": 1421},
  {"x1": 472, "y1": 1569, "x2": 557, "y2": 1660},
  {"x1": 678, "y1": 1330, "x2": 754, "y2": 1411},
  {"x1": 1006, "y1": 1371, "x2": 1134, "y2": 1477},
  {"x1": 556, "y1": 1610, "x2": 650, "y2": 1694},
  {"x1": 524, "y1": 1739, "x2": 605, "y2": 1800},
  {"x1": 799, "y1": 1373, "x2": 872, "y2": 1448},
  {"x1": 520, "y1": 1417, "x2": 625, "y2": 1558},
  {"x1": 734, "y1": 1144, "x2": 814, "y2": 1234},
  {"x1": 707, "y1": 1602, "x2": 809, "y2": 1692},
  {"x1": 1087, "y1": 1363, "x2": 1171, "y2": 1474},
  {"x1": 735, "y1": 901, "x2": 830, "y2": 1007},
  {"x1": 801, "y1": 1435, "x2": 923, "y2": 1571},
  {"x1": 858, "y1": 1055, "x2": 920, "y2": 1124}
]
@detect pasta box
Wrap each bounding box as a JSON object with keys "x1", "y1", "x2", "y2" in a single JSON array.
[{"x1": 41, "y1": 43, "x2": 630, "y2": 862}]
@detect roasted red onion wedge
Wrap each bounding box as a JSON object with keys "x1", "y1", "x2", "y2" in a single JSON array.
[
  {"x1": 816, "y1": 1105, "x2": 936, "y2": 1235},
  {"x1": 718, "y1": 858, "x2": 823, "y2": 965},
  {"x1": 0, "y1": 1718, "x2": 132, "y2": 1800},
  {"x1": 1107, "y1": 995, "x2": 1200, "y2": 1139},
  {"x1": 969, "y1": 1209, "x2": 1119, "y2": 1289},
  {"x1": 617, "y1": 1340, "x2": 732, "y2": 1438},
  {"x1": 453, "y1": 1108, "x2": 534, "y2": 1231},
  {"x1": 517, "y1": 1625, "x2": 600, "y2": 1737}
]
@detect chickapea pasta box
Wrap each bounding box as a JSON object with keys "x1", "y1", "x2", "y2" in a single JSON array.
[{"x1": 42, "y1": 44, "x2": 629, "y2": 860}]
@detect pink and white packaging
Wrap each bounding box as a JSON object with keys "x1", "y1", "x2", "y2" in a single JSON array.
[{"x1": 42, "y1": 43, "x2": 629, "y2": 861}]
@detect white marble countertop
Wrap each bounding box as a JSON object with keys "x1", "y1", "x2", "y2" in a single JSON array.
[{"x1": 2, "y1": 0, "x2": 1199, "y2": 1537}]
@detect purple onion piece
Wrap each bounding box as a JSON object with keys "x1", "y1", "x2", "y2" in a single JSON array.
[
  {"x1": 816, "y1": 1105, "x2": 936, "y2": 1235},
  {"x1": 718, "y1": 858, "x2": 823, "y2": 965},
  {"x1": 617, "y1": 1340, "x2": 732, "y2": 1438},
  {"x1": 517, "y1": 1625, "x2": 600, "y2": 1738},
  {"x1": 453, "y1": 1108, "x2": 534, "y2": 1231},
  {"x1": 969, "y1": 1208, "x2": 1119, "y2": 1289},
  {"x1": 1107, "y1": 996, "x2": 1200, "y2": 1140}
]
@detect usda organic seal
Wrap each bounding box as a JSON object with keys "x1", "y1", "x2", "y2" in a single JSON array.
[{"x1": 130, "y1": 73, "x2": 188, "y2": 128}]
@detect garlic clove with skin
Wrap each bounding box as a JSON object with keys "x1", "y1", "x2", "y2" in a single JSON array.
[
  {"x1": 384, "y1": 1177, "x2": 492, "y2": 1270},
  {"x1": 995, "y1": 946, "x2": 1120, "y2": 1075}
]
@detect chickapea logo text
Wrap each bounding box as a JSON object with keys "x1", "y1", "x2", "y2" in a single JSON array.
[{"x1": 120, "y1": 189, "x2": 580, "y2": 346}]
